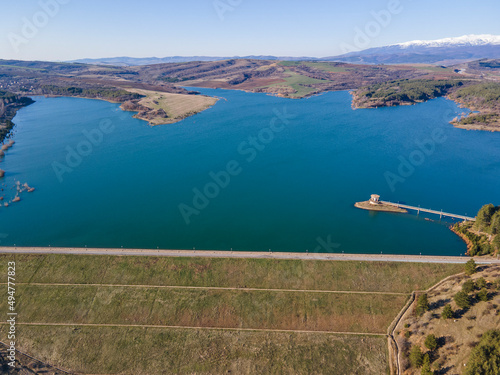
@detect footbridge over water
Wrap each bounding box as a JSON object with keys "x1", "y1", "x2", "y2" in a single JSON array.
[{"x1": 380, "y1": 201, "x2": 476, "y2": 222}]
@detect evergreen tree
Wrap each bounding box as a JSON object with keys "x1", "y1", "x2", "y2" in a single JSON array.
[
  {"x1": 462, "y1": 279, "x2": 475, "y2": 293},
  {"x1": 465, "y1": 330, "x2": 500, "y2": 375},
  {"x1": 421, "y1": 354, "x2": 434, "y2": 375},
  {"x1": 409, "y1": 345, "x2": 424, "y2": 368},
  {"x1": 425, "y1": 334, "x2": 438, "y2": 351},
  {"x1": 493, "y1": 235, "x2": 500, "y2": 252},
  {"x1": 454, "y1": 291, "x2": 471, "y2": 309},
  {"x1": 465, "y1": 259, "x2": 477, "y2": 276},
  {"x1": 475, "y1": 204, "x2": 496, "y2": 231},
  {"x1": 441, "y1": 304, "x2": 454, "y2": 319},
  {"x1": 416, "y1": 294, "x2": 430, "y2": 316},
  {"x1": 490, "y1": 211, "x2": 500, "y2": 235}
]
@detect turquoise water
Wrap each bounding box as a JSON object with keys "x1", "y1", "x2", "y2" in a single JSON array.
[{"x1": 1, "y1": 89, "x2": 499, "y2": 255}]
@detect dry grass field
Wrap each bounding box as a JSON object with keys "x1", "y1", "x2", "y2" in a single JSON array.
[
  {"x1": 125, "y1": 88, "x2": 217, "y2": 125},
  {"x1": 0, "y1": 254, "x2": 463, "y2": 374}
]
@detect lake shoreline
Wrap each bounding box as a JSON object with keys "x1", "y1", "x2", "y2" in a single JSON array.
[
  {"x1": 39, "y1": 92, "x2": 219, "y2": 126},
  {"x1": 349, "y1": 90, "x2": 500, "y2": 133},
  {"x1": 449, "y1": 225, "x2": 474, "y2": 254}
]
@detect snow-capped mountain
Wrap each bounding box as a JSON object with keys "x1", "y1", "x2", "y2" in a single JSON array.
[
  {"x1": 396, "y1": 34, "x2": 500, "y2": 49},
  {"x1": 325, "y1": 34, "x2": 500, "y2": 65}
]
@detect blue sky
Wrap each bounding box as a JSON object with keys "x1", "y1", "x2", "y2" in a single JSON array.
[{"x1": 1, "y1": 0, "x2": 499, "y2": 61}]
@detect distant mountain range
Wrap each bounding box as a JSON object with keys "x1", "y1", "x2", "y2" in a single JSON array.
[
  {"x1": 328, "y1": 34, "x2": 500, "y2": 65},
  {"x1": 70, "y1": 55, "x2": 310, "y2": 66},
  {"x1": 70, "y1": 34, "x2": 500, "y2": 66}
]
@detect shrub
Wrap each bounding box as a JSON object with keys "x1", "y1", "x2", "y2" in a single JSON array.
[
  {"x1": 478, "y1": 288, "x2": 489, "y2": 302},
  {"x1": 476, "y1": 277, "x2": 487, "y2": 290}
]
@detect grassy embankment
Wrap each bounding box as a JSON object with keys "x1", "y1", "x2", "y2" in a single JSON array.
[{"x1": 0, "y1": 254, "x2": 462, "y2": 374}]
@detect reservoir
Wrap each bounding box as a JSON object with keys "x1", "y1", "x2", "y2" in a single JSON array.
[{"x1": 1, "y1": 88, "x2": 499, "y2": 255}]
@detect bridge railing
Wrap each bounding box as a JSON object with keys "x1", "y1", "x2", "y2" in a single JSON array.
[{"x1": 380, "y1": 201, "x2": 475, "y2": 221}]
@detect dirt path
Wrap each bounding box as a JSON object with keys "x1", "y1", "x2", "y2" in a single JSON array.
[
  {"x1": 3, "y1": 282, "x2": 407, "y2": 295},
  {"x1": 0, "y1": 322, "x2": 387, "y2": 336}
]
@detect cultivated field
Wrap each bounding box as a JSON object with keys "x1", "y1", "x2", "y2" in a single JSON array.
[
  {"x1": 261, "y1": 70, "x2": 327, "y2": 97},
  {"x1": 0, "y1": 254, "x2": 462, "y2": 374},
  {"x1": 278, "y1": 61, "x2": 348, "y2": 73}
]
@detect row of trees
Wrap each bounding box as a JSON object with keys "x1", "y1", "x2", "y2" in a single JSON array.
[{"x1": 37, "y1": 85, "x2": 144, "y2": 102}]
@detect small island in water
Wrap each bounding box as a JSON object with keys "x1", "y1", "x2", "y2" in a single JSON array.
[{"x1": 355, "y1": 194, "x2": 408, "y2": 213}]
